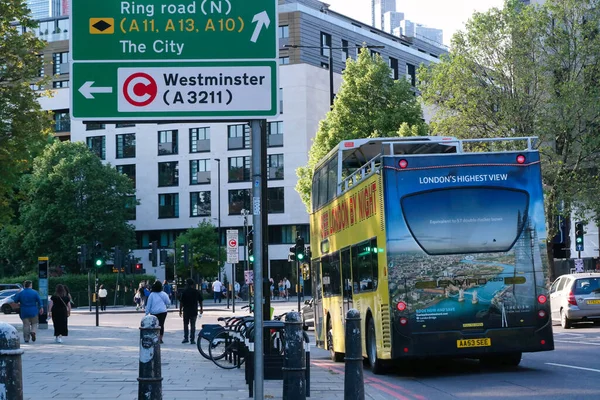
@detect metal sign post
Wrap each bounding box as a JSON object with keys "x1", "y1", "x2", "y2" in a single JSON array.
[
  {"x1": 226, "y1": 230, "x2": 239, "y2": 312},
  {"x1": 37, "y1": 257, "x2": 49, "y2": 326}
]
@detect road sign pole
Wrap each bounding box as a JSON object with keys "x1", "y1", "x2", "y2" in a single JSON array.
[{"x1": 251, "y1": 119, "x2": 264, "y2": 399}]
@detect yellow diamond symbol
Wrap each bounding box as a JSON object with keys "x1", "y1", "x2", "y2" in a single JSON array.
[{"x1": 90, "y1": 18, "x2": 114, "y2": 34}]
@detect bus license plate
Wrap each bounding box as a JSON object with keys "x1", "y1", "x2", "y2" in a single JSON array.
[
  {"x1": 457, "y1": 338, "x2": 491, "y2": 348},
  {"x1": 587, "y1": 300, "x2": 600, "y2": 305}
]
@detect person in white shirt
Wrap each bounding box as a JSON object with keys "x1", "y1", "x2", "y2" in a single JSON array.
[
  {"x1": 234, "y1": 281, "x2": 241, "y2": 300},
  {"x1": 284, "y1": 278, "x2": 291, "y2": 301},
  {"x1": 212, "y1": 279, "x2": 223, "y2": 303},
  {"x1": 145, "y1": 280, "x2": 171, "y2": 344},
  {"x1": 98, "y1": 284, "x2": 108, "y2": 311}
]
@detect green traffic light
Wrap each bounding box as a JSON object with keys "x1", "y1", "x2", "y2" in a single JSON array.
[
  {"x1": 95, "y1": 259, "x2": 103, "y2": 267},
  {"x1": 249, "y1": 254, "x2": 255, "y2": 262},
  {"x1": 297, "y1": 253, "x2": 304, "y2": 260},
  {"x1": 577, "y1": 238, "x2": 583, "y2": 243}
]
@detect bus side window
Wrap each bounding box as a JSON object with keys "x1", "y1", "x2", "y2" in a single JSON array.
[{"x1": 351, "y1": 238, "x2": 378, "y2": 293}]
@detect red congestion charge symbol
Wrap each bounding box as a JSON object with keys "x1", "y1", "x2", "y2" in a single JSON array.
[
  {"x1": 229, "y1": 239, "x2": 237, "y2": 248},
  {"x1": 123, "y1": 72, "x2": 158, "y2": 107}
]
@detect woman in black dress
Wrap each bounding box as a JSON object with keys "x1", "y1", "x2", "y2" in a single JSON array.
[{"x1": 48, "y1": 284, "x2": 71, "y2": 343}]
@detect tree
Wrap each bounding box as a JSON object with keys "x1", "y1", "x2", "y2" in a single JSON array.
[
  {"x1": 295, "y1": 48, "x2": 428, "y2": 210},
  {"x1": 418, "y1": 0, "x2": 600, "y2": 280},
  {"x1": 0, "y1": 0, "x2": 53, "y2": 226},
  {"x1": 18, "y1": 141, "x2": 137, "y2": 272},
  {"x1": 175, "y1": 221, "x2": 223, "y2": 281}
]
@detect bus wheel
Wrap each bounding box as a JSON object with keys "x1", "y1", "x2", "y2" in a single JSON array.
[
  {"x1": 480, "y1": 352, "x2": 522, "y2": 368},
  {"x1": 327, "y1": 325, "x2": 344, "y2": 362},
  {"x1": 560, "y1": 309, "x2": 572, "y2": 329},
  {"x1": 367, "y1": 318, "x2": 385, "y2": 374}
]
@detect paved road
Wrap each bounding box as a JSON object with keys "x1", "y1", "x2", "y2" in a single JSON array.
[{"x1": 2, "y1": 303, "x2": 600, "y2": 399}]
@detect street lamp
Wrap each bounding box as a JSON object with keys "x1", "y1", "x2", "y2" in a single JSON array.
[
  {"x1": 214, "y1": 158, "x2": 222, "y2": 281},
  {"x1": 284, "y1": 43, "x2": 385, "y2": 106}
]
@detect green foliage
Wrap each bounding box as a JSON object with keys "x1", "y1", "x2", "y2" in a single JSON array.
[
  {"x1": 175, "y1": 221, "x2": 223, "y2": 280},
  {"x1": 17, "y1": 141, "x2": 137, "y2": 272},
  {"x1": 0, "y1": 0, "x2": 53, "y2": 226},
  {"x1": 418, "y1": 0, "x2": 600, "y2": 278},
  {"x1": 295, "y1": 48, "x2": 428, "y2": 210}
]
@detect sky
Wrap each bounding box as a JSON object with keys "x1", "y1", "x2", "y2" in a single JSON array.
[{"x1": 322, "y1": 0, "x2": 505, "y2": 46}]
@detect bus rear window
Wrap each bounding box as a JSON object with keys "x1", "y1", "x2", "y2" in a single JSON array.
[{"x1": 401, "y1": 187, "x2": 529, "y2": 255}]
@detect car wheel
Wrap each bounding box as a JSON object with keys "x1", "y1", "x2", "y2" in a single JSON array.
[
  {"x1": 560, "y1": 309, "x2": 572, "y2": 329},
  {"x1": 1, "y1": 304, "x2": 12, "y2": 314},
  {"x1": 367, "y1": 318, "x2": 385, "y2": 374}
]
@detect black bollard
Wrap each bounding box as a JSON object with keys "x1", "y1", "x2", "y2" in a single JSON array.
[
  {"x1": 0, "y1": 322, "x2": 24, "y2": 400},
  {"x1": 138, "y1": 315, "x2": 162, "y2": 400},
  {"x1": 282, "y1": 311, "x2": 306, "y2": 400},
  {"x1": 344, "y1": 309, "x2": 364, "y2": 400}
]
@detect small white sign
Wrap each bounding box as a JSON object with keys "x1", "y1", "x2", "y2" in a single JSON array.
[
  {"x1": 226, "y1": 229, "x2": 239, "y2": 264},
  {"x1": 575, "y1": 258, "x2": 584, "y2": 273}
]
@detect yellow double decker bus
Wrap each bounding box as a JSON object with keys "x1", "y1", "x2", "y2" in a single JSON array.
[{"x1": 309, "y1": 136, "x2": 553, "y2": 373}]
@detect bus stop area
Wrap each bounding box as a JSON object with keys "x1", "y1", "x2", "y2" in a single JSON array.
[{"x1": 1, "y1": 305, "x2": 397, "y2": 400}]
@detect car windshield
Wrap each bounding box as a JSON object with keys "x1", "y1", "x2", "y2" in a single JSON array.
[{"x1": 573, "y1": 278, "x2": 600, "y2": 295}]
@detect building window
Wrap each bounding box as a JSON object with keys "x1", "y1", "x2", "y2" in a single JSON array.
[
  {"x1": 190, "y1": 127, "x2": 210, "y2": 153},
  {"x1": 116, "y1": 123, "x2": 136, "y2": 128},
  {"x1": 228, "y1": 189, "x2": 251, "y2": 215},
  {"x1": 158, "y1": 193, "x2": 179, "y2": 218},
  {"x1": 117, "y1": 164, "x2": 136, "y2": 188},
  {"x1": 190, "y1": 191, "x2": 211, "y2": 217},
  {"x1": 125, "y1": 196, "x2": 136, "y2": 220},
  {"x1": 52, "y1": 51, "x2": 69, "y2": 75},
  {"x1": 278, "y1": 25, "x2": 289, "y2": 39},
  {"x1": 267, "y1": 154, "x2": 284, "y2": 180},
  {"x1": 190, "y1": 159, "x2": 211, "y2": 185},
  {"x1": 228, "y1": 156, "x2": 251, "y2": 182},
  {"x1": 52, "y1": 80, "x2": 68, "y2": 88},
  {"x1": 370, "y1": 49, "x2": 380, "y2": 57},
  {"x1": 86, "y1": 136, "x2": 105, "y2": 160},
  {"x1": 116, "y1": 133, "x2": 136, "y2": 159},
  {"x1": 267, "y1": 225, "x2": 310, "y2": 245},
  {"x1": 53, "y1": 111, "x2": 70, "y2": 132},
  {"x1": 158, "y1": 162, "x2": 179, "y2": 187},
  {"x1": 341, "y1": 39, "x2": 349, "y2": 61},
  {"x1": 320, "y1": 32, "x2": 331, "y2": 56},
  {"x1": 389, "y1": 57, "x2": 399, "y2": 80},
  {"x1": 267, "y1": 121, "x2": 283, "y2": 147},
  {"x1": 407, "y1": 63, "x2": 416, "y2": 87},
  {"x1": 38, "y1": 54, "x2": 44, "y2": 78},
  {"x1": 86, "y1": 123, "x2": 105, "y2": 131},
  {"x1": 158, "y1": 130, "x2": 178, "y2": 155},
  {"x1": 279, "y1": 57, "x2": 289, "y2": 65},
  {"x1": 267, "y1": 187, "x2": 284, "y2": 213},
  {"x1": 227, "y1": 124, "x2": 250, "y2": 150}
]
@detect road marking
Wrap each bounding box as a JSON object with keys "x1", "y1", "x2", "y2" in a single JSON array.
[
  {"x1": 554, "y1": 339, "x2": 600, "y2": 346},
  {"x1": 546, "y1": 363, "x2": 600, "y2": 373}
]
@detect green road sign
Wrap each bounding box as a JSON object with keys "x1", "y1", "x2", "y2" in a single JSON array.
[
  {"x1": 70, "y1": 0, "x2": 278, "y2": 120},
  {"x1": 71, "y1": 0, "x2": 276, "y2": 61},
  {"x1": 71, "y1": 61, "x2": 278, "y2": 120}
]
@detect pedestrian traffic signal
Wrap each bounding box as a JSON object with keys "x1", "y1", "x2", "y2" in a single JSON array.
[
  {"x1": 247, "y1": 230, "x2": 254, "y2": 263},
  {"x1": 181, "y1": 243, "x2": 189, "y2": 267},
  {"x1": 151, "y1": 241, "x2": 158, "y2": 267},
  {"x1": 575, "y1": 222, "x2": 584, "y2": 251}
]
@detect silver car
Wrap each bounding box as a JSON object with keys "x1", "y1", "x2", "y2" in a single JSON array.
[{"x1": 550, "y1": 273, "x2": 600, "y2": 328}]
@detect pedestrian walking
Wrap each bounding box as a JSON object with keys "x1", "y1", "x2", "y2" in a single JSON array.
[
  {"x1": 48, "y1": 284, "x2": 71, "y2": 344},
  {"x1": 98, "y1": 284, "x2": 108, "y2": 311},
  {"x1": 269, "y1": 278, "x2": 274, "y2": 300},
  {"x1": 234, "y1": 281, "x2": 241, "y2": 300},
  {"x1": 163, "y1": 280, "x2": 173, "y2": 306},
  {"x1": 137, "y1": 285, "x2": 146, "y2": 310},
  {"x1": 284, "y1": 277, "x2": 291, "y2": 300},
  {"x1": 212, "y1": 279, "x2": 223, "y2": 303},
  {"x1": 10, "y1": 280, "x2": 42, "y2": 343},
  {"x1": 145, "y1": 280, "x2": 171, "y2": 344},
  {"x1": 179, "y1": 278, "x2": 203, "y2": 344}
]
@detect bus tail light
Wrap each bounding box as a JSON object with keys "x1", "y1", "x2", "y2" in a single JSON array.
[
  {"x1": 541, "y1": 339, "x2": 546, "y2": 345},
  {"x1": 537, "y1": 294, "x2": 547, "y2": 304},
  {"x1": 396, "y1": 301, "x2": 407, "y2": 312},
  {"x1": 398, "y1": 159, "x2": 408, "y2": 169},
  {"x1": 403, "y1": 347, "x2": 409, "y2": 353},
  {"x1": 567, "y1": 292, "x2": 577, "y2": 306},
  {"x1": 516, "y1": 154, "x2": 526, "y2": 164},
  {"x1": 399, "y1": 317, "x2": 408, "y2": 326},
  {"x1": 538, "y1": 310, "x2": 546, "y2": 318}
]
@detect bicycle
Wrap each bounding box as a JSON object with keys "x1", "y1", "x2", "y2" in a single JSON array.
[{"x1": 196, "y1": 304, "x2": 254, "y2": 360}]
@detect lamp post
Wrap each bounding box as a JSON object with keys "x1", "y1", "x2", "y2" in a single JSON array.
[
  {"x1": 214, "y1": 158, "x2": 222, "y2": 281},
  {"x1": 284, "y1": 44, "x2": 385, "y2": 107}
]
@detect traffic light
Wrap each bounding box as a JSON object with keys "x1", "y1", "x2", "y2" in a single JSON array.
[
  {"x1": 150, "y1": 240, "x2": 158, "y2": 267},
  {"x1": 288, "y1": 245, "x2": 296, "y2": 262},
  {"x1": 95, "y1": 257, "x2": 104, "y2": 268},
  {"x1": 247, "y1": 230, "x2": 254, "y2": 263},
  {"x1": 77, "y1": 244, "x2": 87, "y2": 266},
  {"x1": 135, "y1": 263, "x2": 143, "y2": 274},
  {"x1": 305, "y1": 245, "x2": 311, "y2": 261},
  {"x1": 181, "y1": 243, "x2": 189, "y2": 267},
  {"x1": 295, "y1": 236, "x2": 305, "y2": 261},
  {"x1": 575, "y1": 222, "x2": 584, "y2": 251}
]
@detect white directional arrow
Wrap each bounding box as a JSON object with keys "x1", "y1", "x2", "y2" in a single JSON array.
[
  {"x1": 250, "y1": 11, "x2": 270, "y2": 43},
  {"x1": 79, "y1": 81, "x2": 113, "y2": 99}
]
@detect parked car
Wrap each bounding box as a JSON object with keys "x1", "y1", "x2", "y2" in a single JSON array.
[
  {"x1": 0, "y1": 283, "x2": 22, "y2": 291},
  {"x1": 301, "y1": 298, "x2": 314, "y2": 330},
  {"x1": 0, "y1": 289, "x2": 21, "y2": 300},
  {"x1": 0, "y1": 295, "x2": 20, "y2": 315},
  {"x1": 550, "y1": 273, "x2": 600, "y2": 328}
]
